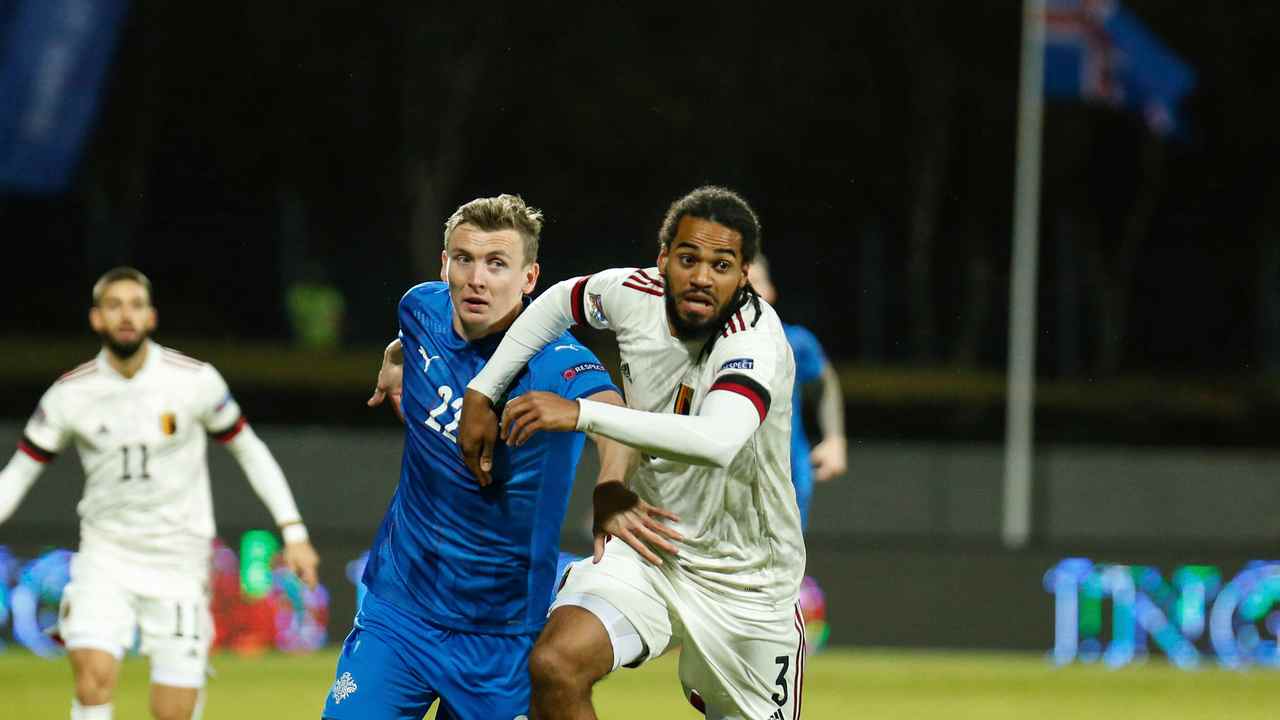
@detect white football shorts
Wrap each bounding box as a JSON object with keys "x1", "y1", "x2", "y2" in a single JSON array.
[
  {"x1": 58, "y1": 549, "x2": 213, "y2": 688},
  {"x1": 551, "y1": 541, "x2": 806, "y2": 720}
]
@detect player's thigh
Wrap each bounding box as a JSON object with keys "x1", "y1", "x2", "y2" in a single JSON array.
[
  {"x1": 59, "y1": 555, "x2": 137, "y2": 659},
  {"x1": 322, "y1": 625, "x2": 438, "y2": 720},
  {"x1": 434, "y1": 633, "x2": 535, "y2": 720},
  {"x1": 150, "y1": 683, "x2": 199, "y2": 720},
  {"x1": 677, "y1": 604, "x2": 806, "y2": 720},
  {"x1": 550, "y1": 548, "x2": 675, "y2": 667},
  {"x1": 136, "y1": 591, "x2": 212, "y2": 689}
]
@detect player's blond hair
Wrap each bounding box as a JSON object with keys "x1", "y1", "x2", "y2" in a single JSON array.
[
  {"x1": 442, "y1": 194, "x2": 543, "y2": 267},
  {"x1": 92, "y1": 266, "x2": 153, "y2": 307}
]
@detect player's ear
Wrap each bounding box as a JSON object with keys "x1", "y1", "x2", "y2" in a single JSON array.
[
  {"x1": 147, "y1": 306, "x2": 158, "y2": 332},
  {"x1": 737, "y1": 261, "x2": 750, "y2": 290},
  {"x1": 439, "y1": 250, "x2": 449, "y2": 282},
  {"x1": 88, "y1": 306, "x2": 103, "y2": 333},
  {"x1": 522, "y1": 262, "x2": 540, "y2": 295},
  {"x1": 657, "y1": 246, "x2": 669, "y2": 274}
]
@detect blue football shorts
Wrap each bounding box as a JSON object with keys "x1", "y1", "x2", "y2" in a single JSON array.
[{"x1": 321, "y1": 590, "x2": 534, "y2": 720}]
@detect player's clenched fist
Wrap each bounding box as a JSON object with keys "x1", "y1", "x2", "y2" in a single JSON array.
[
  {"x1": 500, "y1": 391, "x2": 580, "y2": 448},
  {"x1": 458, "y1": 388, "x2": 499, "y2": 486}
]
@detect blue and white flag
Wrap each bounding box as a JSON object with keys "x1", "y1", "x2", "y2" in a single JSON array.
[{"x1": 1044, "y1": 0, "x2": 1196, "y2": 136}]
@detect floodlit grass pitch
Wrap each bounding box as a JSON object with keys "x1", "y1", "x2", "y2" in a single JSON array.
[{"x1": 2, "y1": 647, "x2": 1278, "y2": 719}]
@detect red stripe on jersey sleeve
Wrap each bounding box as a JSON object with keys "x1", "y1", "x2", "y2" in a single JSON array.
[
  {"x1": 18, "y1": 436, "x2": 55, "y2": 463},
  {"x1": 570, "y1": 275, "x2": 591, "y2": 326},
  {"x1": 710, "y1": 373, "x2": 771, "y2": 422},
  {"x1": 635, "y1": 268, "x2": 664, "y2": 287},
  {"x1": 621, "y1": 282, "x2": 663, "y2": 297},
  {"x1": 212, "y1": 416, "x2": 247, "y2": 444}
]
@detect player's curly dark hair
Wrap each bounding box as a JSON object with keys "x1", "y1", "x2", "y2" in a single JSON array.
[
  {"x1": 657, "y1": 185, "x2": 761, "y2": 265},
  {"x1": 657, "y1": 187, "x2": 766, "y2": 360}
]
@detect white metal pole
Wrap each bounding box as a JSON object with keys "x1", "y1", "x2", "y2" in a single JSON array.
[{"x1": 1003, "y1": 0, "x2": 1046, "y2": 549}]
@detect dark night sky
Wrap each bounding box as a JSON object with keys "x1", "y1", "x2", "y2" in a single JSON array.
[{"x1": 5, "y1": 1, "x2": 1280, "y2": 379}]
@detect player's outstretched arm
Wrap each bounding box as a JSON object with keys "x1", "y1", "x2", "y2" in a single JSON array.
[
  {"x1": 809, "y1": 361, "x2": 848, "y2": 482},
  {"x1": 466, "y1": 277, "x2": 586, "y2": 410},
  {"x1": 220, "y1": 424, "x2": 320, "y2": 588},
  {"x1": 575, "y1": 390, "x2": 762, "y2": 468},
  {"x1": 499, "y1": 389, "x2": 761, "y2": 467},
  {"x1": 0, "y1": 449, "x2": 48, "y2": 525},
  {"x1": 367, "y1": 338, "x2": 405, "y2": 423}
]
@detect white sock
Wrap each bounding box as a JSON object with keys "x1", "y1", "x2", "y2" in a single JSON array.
[{"x1": 70, "y1": 699, "x2": 113, "y2": 719}]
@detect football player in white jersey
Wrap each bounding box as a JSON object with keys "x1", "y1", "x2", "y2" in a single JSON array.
[
  {"x1": 0, "y1": 267, "x2": 320, "y2": 720},
  {"x1": 458, "y1": 187, "x2": 807, "y2": 720}
]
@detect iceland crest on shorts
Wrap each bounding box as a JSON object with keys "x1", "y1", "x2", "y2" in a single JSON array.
[{"x1": 331, "y1": 671, "x2": 358, "y2": 704}]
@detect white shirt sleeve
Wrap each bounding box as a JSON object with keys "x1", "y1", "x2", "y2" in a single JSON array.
[
  {"x1": 0, "y1": 451, "x2": 47, "y2": 525},
  {"x1": 195, "y1": 364, "x2": 244, "y2": 437},
  {"x1": 575, "y1": 390, "x2": 760, "y2": 468},
  {"x1": 468, "y1": 267, "x2": 639, "y2": 401},
  {"x1": 221, "y1": 423, "x2": 304, "y2": 531},
  {"x1": 703, "y1": 308, "x2": 780, "y2": 424},
  {"x1": 22, "y1": 386, "x2": 72, "y2": 458},
  {"x1": 198, "y1": 364, "x2": 305, "y2": 533}
]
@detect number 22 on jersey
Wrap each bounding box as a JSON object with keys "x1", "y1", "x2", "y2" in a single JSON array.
[{"x1": 424, "y1": 385, "x2": 464, "y2": 442}]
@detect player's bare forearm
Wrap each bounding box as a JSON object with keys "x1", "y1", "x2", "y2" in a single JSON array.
[
  {"x1": 593, "y1": 433, "x2": 640, "y2": 488},
  {"x1": 811, "y1": 362, "x2": 849, "y2": 482},
  {"x1": 459, "y1": 388, "x2": 500, "y2": 486},
  {"x1": 817, "y1": 362, "x2": 845, "y2": 441},
  {"x1": 589, "y1": 392, "x2": 639, "y2": 487}
]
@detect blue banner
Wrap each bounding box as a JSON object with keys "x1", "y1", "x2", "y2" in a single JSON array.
[
  {"x1": 0, "y1": 0, "x2": 130, "y2": 193},
  {"x1": 1044, "y1": 0, "x2": 1196, "y2": 136}
]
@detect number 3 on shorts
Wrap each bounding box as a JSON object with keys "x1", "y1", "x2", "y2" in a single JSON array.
[{"x1": 771, "y1": 655, "x2": 789, "y2": 706}]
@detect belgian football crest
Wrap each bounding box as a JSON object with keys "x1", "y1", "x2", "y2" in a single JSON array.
[
  {"x1": 673, "y1": 384, "x2": 694, "y2": 415},
  {"x1": 161, "y1": 412, "x2": 177, "y2": 435}
]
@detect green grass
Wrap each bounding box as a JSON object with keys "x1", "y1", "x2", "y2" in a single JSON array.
[{"x1": 2, "y1": 647, "x2": 1278, "y2": 719}]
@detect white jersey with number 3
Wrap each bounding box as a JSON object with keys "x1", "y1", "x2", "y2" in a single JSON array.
[
  {"x1": 20, "y1": 341, "x2": 244, "y2": 573},
  {"x1": 570, "y1": 267, "x2": 805, "y2": 605}
]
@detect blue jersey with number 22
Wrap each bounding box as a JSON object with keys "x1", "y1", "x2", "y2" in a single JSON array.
[{"x1": 362, "y1": 282, "x2": 618, "y2": 636}]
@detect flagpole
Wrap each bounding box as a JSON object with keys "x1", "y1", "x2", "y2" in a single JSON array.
[{"x1": 1003, "y1": 0, "x2": 1046, "y2": 549}]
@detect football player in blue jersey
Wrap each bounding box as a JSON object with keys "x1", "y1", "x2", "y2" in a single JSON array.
[
  {"x1": 322, "y1": 194, "x2": 681, "y2": 720},
  {"x1": 747, "y1": 255, "x2": 847, "y2": 529}
]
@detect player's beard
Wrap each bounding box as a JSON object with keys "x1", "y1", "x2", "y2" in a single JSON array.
[
  {"x1": 99, "y1": 328, "x2": 147, "y2": 360},
  {"x1": 663, "y1": 280, "x2": 740, "y2": 341}
]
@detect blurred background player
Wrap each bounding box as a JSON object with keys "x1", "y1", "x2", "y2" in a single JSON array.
[
  {"x1": 461, "y1": 186, "x2": 806, "y2": 720},
  {"x1": 0, "y1": 267, "x2": 319, "y2": 720},
  {"x1": 748, "y1": 256, "x2": 846, "y2": 654},
  {"x1": 322, "y1": 195, "x2": 672, "y2": 720},
  {"x1": 747, "y1": 255, "x2": 847, "y2": 530}
]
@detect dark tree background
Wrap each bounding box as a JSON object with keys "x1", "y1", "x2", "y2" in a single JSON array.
[{"x1": 5, "y1": 1, "x2": 1280, "y2": 382}]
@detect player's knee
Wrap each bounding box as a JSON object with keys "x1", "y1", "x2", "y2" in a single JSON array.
[
  {"x1": 73, "y1": 666, "x2": 117, "y2": 705},
  {"x1": 528, "y1": 640, "x2": 586, "y2": 692}
]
